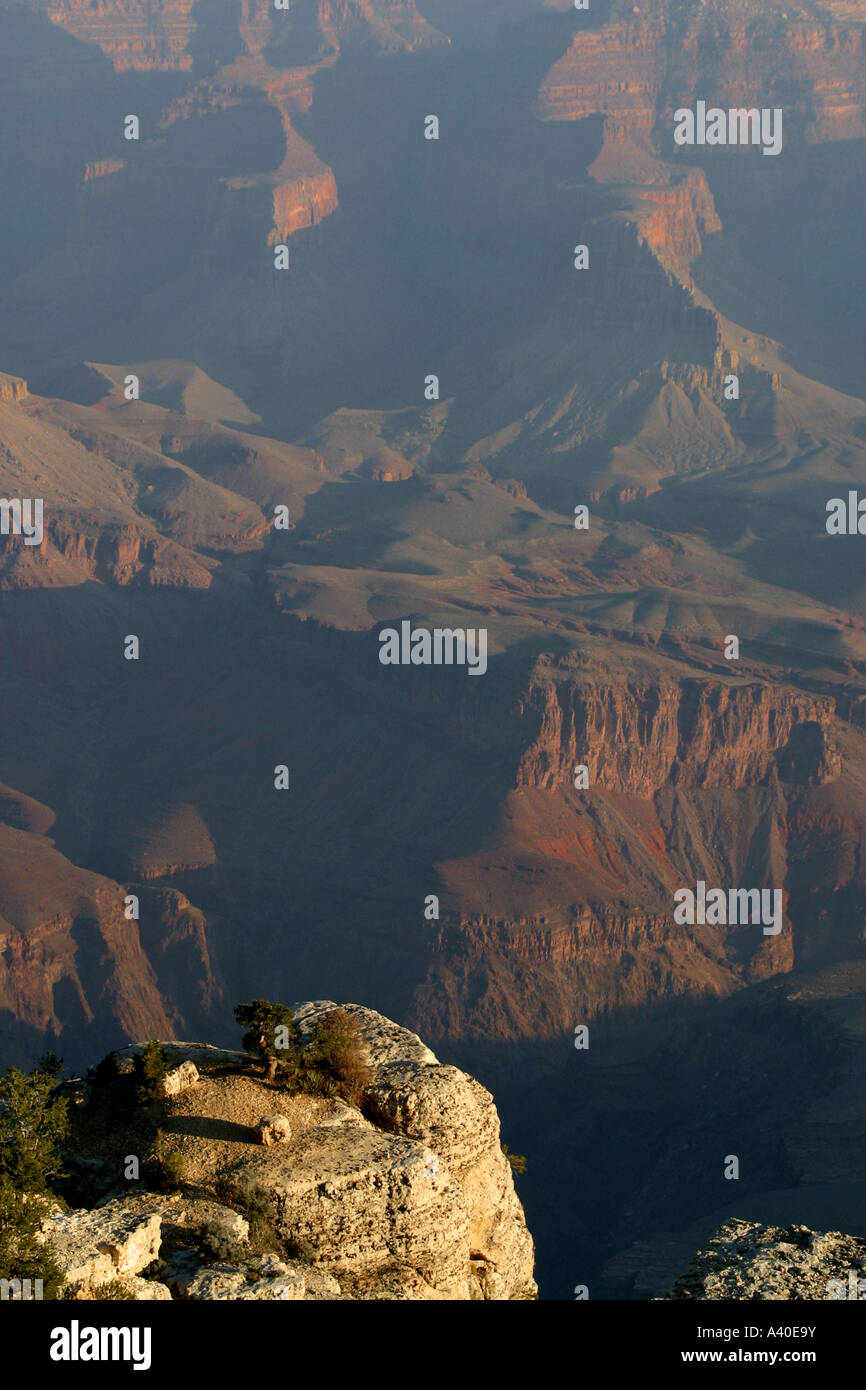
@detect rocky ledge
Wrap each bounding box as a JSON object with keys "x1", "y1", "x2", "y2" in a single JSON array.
[
  {"x1": 45, "y1": 1003, "x2": 537, "y2": 1301},
  {"x1": 663, "y1": 1219, "x2": 866, "y2": 1300}
]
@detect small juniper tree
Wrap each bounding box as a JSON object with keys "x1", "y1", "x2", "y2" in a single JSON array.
[
  {"x1": 0, "y1": 1177, "x2": 64, "y2": 1299},
  {"x1": 0, "y1": 1058, "x2": 69, "y2": 1192},
  {"x1": 134, "y1": 1041, "x2": 167, "y2": 1106},
  {"x1": 234, "y1": 1001, "x2": 301, "y2": 1083},
  {"x1": 502, "y1": 1144, "x2": 527, "y2": 1176},
  {"x1": 0, "y1": 1056, "x2": 70, "y2": 1298}
]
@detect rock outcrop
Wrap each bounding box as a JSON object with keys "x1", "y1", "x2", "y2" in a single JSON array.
[
  {"x1": 164, "y1": 1060, "x2": 199, "y2": 1096},
  {"x1": 40, "y1": 1196, "x2": 167, "y2": 1296},
  {"x1": 536, "y1": 0, "x2": 866, "y2": 335},
  {"x1": 537, "y1": 0, "x2": 866, "y2": 149},
  {"x1": 220, "y1": 1003, "x2": 536, "y2": 1299},
  {"x1": 0, "y1": 823, "x2": 221, "y2": 1054},
  {"x1": 253, "y1": 1113, "x2": 292, "y2": 1146},
  {"x1": 45, "y1": 0, "x2": 199, "y2": 71},
  {"x1": 516, "y1": 666, "x2": 842, "y2": 794},
  {"x1": 43, "y1": 0, "x2": 447, "y2": 249},
  {"x1": 51, "y1": 1006, "x2": 536, "y2": 1300},
  {"x1": 664, "y1": 1218, "x2": 866, "y2": 1300},
  {"x1": 0, "y1": 372, "x2": 28, "y2": 405}
]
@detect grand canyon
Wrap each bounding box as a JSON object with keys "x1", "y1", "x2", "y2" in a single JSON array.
[{"x1": 0, "y1": 0, "x2": 864, "y2": 1302}]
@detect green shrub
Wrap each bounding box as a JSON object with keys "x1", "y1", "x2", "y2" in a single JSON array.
[
  {"x1": 0, "y1": 1057, "x2": 69, "y2": 1299},
  {"x1": 0, "y1": 1179, "x2": 64, "y2": 1300},
  {"x1": 284, "y1": 1236, "x2": 316, "y2": 1265},
  {"x1": 213, "y1": 1175, "x2": 236, "y2": 1206},
  {"x1": 299, "y1": 1068, "x2": 339, "y2": 1099},
  {"x1": 215, "y1": 1186, "x2": 283, "y2": 1259},
  {"x1": 247, "y1": 1213, "x2": 283, "y2": 1258},
  {"x1": 501, "y1": 1143, "x2": 527, "y2": 1176},
  {"x1": 0, "y1": 1058, "x2": 69, "y2": 1192},
  {"x1": 306, "y1": 1009, "x2": 371, "y2": 1105},
  {"x1": 89, "y1": 1279, "x2": 136, "y2": 1300},
  {"x1": 90, "y1": 1054, "x2": 119, "y2": 1087},
  {"x1": 201, "y1": 1227, "x2": 245, "y2": 1264},
  {"x1": 134, "y1": 1042, "x2": 167, "y2": 1106},
  {"x1": 156, "y1": 1143, "x2": 187, "y2": 1192}
]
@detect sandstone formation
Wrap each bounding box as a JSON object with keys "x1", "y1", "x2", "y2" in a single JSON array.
[
  {"x1": 516, "y1": 667, "x2": 841, "y2": 794},
  {"x1": 0, "y1": 820, "x2": 220, "y2": 1054},
  {"x1": 0, "y1": 372, "x2": 28, "y2": 405},
  {"x1": 664, "y1": 1218, "x2": 866, "y2": 1300},
  {"x1": 537, "y1": 0, "x2": 866, "y2": 149},
  {"x1": 536, "y1": 0, "x2": 866, "y2": 369},
  {"x1": 45, "y1": 0, "x2": 199, "y2": 72}
]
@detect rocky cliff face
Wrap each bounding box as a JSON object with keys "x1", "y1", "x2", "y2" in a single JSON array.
[
  {"x1": 636, "y1": 169, "x2": 722, "y2": 266},
  {"x1": 537, "y1": 0, "x2": 866, "y2": 148},
  {"x1": 47, "y1": 1008, "x2": 537, "y2": 1300},
  {"x1": 537, "y1": 9, "x2": 667, "y2": 141},
  {"x1": 44, "y1": 0, "x2": 445, "y2": 70},
  {"x1": 239, "y1": 0, "x2": 445, "y2": 59},
  {"x1": 0, "y1": 372, "x2": 28, "y2": 405},
  {"x1": 516, "y1": 666, "x2": 842, "y2": 794},
  {"x1": 45, "y1": 0, "x2": 199, "y2": 71},
  {"x1": 0, "y1": 816, "x2": 220, "y2": 1051},
  {"x1": 536, "y1": 0, "x2": 866, "y2": 328}
]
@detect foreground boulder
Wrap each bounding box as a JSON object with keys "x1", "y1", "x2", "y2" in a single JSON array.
[
  {"x1": 164, "y1": 1060, "x2": 199, "y2": 1097},
  {"x1": 180, "y1": 1256, "x2": 305, "y2": 1301},
  {"x1": 254, "y1": 1114, "x2": 292, "y2": 1146}
]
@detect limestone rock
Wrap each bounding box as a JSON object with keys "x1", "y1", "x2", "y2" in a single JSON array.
[
  {"x1": 113, "y1": 1042, "x2": 248, "y2": 1073},
  {"x1": 201, "y1": 1206, "x2": 249, "y2": 1249},
  {"x1": 663, "y1": 1219, "x2": 866, "y2": 1300},
  {"x1": 181, "y1": 1256, "x2": 305, "y2": 1301},
  {"x1": 164, "y1": 1060, "x2": 200, "y2": 1097},
  {"x1": 254, "y1": 1114, "x2": 292, "y2": 1146},
  {"x1": 114, "y1": 1275, "x2": 173, "y2": 1301},
  {"x1": 69, "y1": 1005, "x2": 537, "y2": 1300},
  {"x1": 41, "y1": 1197, "x2": 164, "y2": 1296},
  {"x1": 215, "y1": 1001, "x2": 538, "y2": 1300}
]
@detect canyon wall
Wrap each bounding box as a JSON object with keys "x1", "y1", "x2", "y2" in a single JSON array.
[
  {"x1": 41, "y1": 0, "x2": 445, "y2": 251},
  {"x1": 537, "y1": 0, "x2": 866, "y2": 148},
  {"x1": 45, "y1": 0, "x2": 199, "y2": 71},
  {"x1": 0, "y1": 821, "x2": 221, "y2": 1049},
  {"x1": 516, "y1": 669, "x2": 841, "y2": 793}
]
